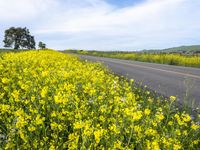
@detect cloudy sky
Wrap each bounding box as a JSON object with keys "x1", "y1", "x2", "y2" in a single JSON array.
[{"x1": 0, "y1": 0, "x2": 200, "y2": 50}]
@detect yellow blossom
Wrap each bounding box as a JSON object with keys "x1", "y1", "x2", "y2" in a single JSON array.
[
  {"x1": 35, "y1": 115, "x2": 44, "y2": 125},
  {"x1": 28, "y1": 126, "x2": 36, "y2": 132},
  {"x1": 170, "y1": 96, "x2": 176, "y2": 102},
  {"x1": 94, "y1": 129, "x2": 104, "y2": 144},
  {"x1": 156, "y1": 113, "x2": 164, "y2": 121},
  {"x1": 144, "y1": 108, "x2": 151, "y2": 115},
  {"x1": 191, "y1": 123, "x2": 199, "y2": 130}
]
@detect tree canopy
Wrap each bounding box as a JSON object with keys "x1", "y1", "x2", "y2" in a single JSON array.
[
  {"x1": 3, "y1": 27, "x2": 35, "y2": 50},
  {"x1": 38, "y1": 41, "x2": 46, "y2": 49}
]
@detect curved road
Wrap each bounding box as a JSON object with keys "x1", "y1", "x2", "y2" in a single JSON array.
[{"x1": 77, "y1": 55, "x2": 200, "y2": 108}]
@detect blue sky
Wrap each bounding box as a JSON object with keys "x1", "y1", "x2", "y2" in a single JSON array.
[
  {"x1": 0, "y1": 0, "x2": 200, "y2": 50},
  {"x1": 107, "y1": 0, "x2": 144, "y2": 7}
]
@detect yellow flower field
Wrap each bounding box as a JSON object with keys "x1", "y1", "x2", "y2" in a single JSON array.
[{"x1": 0, "y1": 50, "x2": 199, "y2": 149}]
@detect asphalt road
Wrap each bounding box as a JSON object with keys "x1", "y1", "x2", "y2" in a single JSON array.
[{"x1": 77, "y1": 54, "x2": 200, "y2": 108}]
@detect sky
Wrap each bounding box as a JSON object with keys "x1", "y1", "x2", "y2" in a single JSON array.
[{"x1": 0, "y1": 0, "x2": 200, "y2": 50}]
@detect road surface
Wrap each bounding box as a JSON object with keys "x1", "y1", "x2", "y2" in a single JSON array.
[{"x1": 77, "y1": 54, "x2": 200, "y2": 108}]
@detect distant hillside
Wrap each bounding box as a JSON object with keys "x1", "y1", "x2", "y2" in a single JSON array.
[{"x1": 144, "y1": 45, "x2": 200, "y2": 54}]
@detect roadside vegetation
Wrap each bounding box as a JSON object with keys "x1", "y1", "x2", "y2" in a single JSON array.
[
  {"x1": 67, "y1": 50, "x2": 200, "y2": 68},
  {"x1": 0, "y1": 50, "x2": 199, "y2": 149},
  {"x1": 0, "y1": 48, "x2": 15, "y2": 53}
]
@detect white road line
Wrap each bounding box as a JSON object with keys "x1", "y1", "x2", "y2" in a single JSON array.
[{"x1": 103, "y1": 59, "x2": 200, "y2": 79}]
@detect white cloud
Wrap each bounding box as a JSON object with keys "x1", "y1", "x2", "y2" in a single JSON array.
[
  {"x1": 0, "y1": 0, "x2": 200, "y2": 50},
  {"x1": 0, "y1": 0, "x2": 59, "y2": 21}
]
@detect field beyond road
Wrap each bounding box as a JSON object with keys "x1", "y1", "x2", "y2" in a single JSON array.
[{"x1": 67, "y1": 50, "x2": 200, "y2": 68}]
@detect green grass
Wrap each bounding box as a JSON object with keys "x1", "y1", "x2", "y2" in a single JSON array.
[{"x1": 0, "y1": 48, "x2": 14, "y2": 53}]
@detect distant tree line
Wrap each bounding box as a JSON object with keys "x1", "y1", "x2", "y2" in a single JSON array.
[{"x1": 3, "y1": 27, "x2": 46, "y2": 50}]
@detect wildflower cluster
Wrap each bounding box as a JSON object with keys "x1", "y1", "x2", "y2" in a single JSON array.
[{"x1": 0, "y1": 50, "x2": 199, "y2": 149}]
